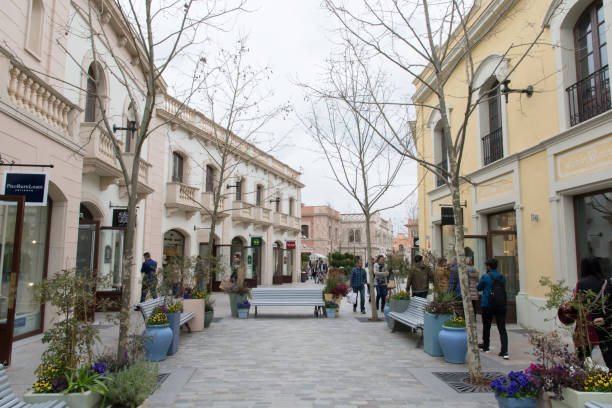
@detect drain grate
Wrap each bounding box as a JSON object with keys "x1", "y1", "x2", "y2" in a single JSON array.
[
  {"x1": 155, "y1": 373, "x2": 170, "y2": 389},
  {"x1": 212, "y1": 317, "x2": 223, "y2": 322},
  {"x1": 354, "y1": 317, "x2": 385, "y2": 323},
  {"x1": 432, "y1": 371, "x2": 504, "y2": 393}
]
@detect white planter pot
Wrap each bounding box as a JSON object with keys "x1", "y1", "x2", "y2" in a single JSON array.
[
  {"x1": 23, "y1": 390, "x2": 102, "y2": 408},
  {"x1": 549, "y1": 388, "x2": 612, "y2": 408}
]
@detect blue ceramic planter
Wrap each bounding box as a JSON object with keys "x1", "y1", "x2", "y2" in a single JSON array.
[
  {"x1": 495, "y1": 395, "x2": 537, "y2": 408},
  {"x1": 237, "y1": 308, "x2": 249, "y2": 319},
  {"x1": 167, "y1": 312, "x2": 180, "y2": 355},
  {"x1": 383, "y1": 303, "x2": 390, "y2": 325},
  {"x1": 326, "y1": 308, "x2": 337, "y2": 318},
  {"x1": 438, "y1": 325, "x2": 467, "y2": 364},
  {"x1": 143, "y1": 324, "x2": 172, "y2": 362},
  {"x1": 424, "y1": 312, "x2": 453, "y2": 357}
]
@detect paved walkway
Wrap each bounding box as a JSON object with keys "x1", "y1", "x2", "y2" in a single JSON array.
[{"x1": 8, "y1": 280, "x2": 600, "y2": 407}]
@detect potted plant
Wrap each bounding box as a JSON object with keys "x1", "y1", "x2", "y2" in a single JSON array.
[
  {"x1": 220, "y1": 280, "x2": 251, "y2": 318},
  {"x1": 183, "y1": 287, "x2": 205, "y2": 331},
  {"x1": 142, "y1": 312, "x2": 172, "y2": 362},
  {"x1": 423, "y1": 292, "x2": 457, "y2": 357},
  {"x1": 237, "y1": 300, "x2": 251, "y2": 319},
  {"x1": 323, "y1": 272, "x2": 349, "y2": 314},
  {"x1": 438, "y1": 316, "x2": 467, "y2": 364},
  {"x1": 23, "y1": 269, "x2": 107, "y2": 408},
  {"x1": 164, "y1": 301, "x2": 181, "y2": 355},
  {"x1": 204, "y1": 295, "x2": 215, "y2": 328},
  {"x1": 388, "y1": 291, "x2": 411, "y2": 329},
  {"x1": 490, "y1": 370, "x2": 541, "y2": 408},
  {"x1": 325, "y1": 300, "x2": 339, "y2": 318}
]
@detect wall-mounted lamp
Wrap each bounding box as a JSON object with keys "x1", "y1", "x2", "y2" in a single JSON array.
[
  {"x1": 112, "y1": 123, "x2": 138, "y2": 134},
  {"x1": 501, "y1": 80, "x2": 533, "y2": 103},
  {"x1": 226, "y1": 184, "x2": 239, "y2": 190},
  {"x1": 269, "y1": 197, "x2": 280, "y2": 205}
]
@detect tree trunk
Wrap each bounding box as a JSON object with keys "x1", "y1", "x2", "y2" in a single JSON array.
[
  {"x1": 365, "y1": 213, "x2": 377, "y2": 321},
  {"x1": 451, "y1": 184, "x2": 482, "y2": 382}
]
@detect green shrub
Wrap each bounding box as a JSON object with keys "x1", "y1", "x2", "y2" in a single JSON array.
[
  {"x1": 391, "y1": 291, "x2": 410, "y2": 300},
  {"x1": 104, "y1": 360, "x2": 158, "y2": 408}
]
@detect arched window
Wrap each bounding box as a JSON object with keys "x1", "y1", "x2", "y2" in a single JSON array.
[
  {"x1": 26, "y1": 0, "x2": 44, "y2": 56},
  {"x1": 355, "y1": 229, "x2": 362, "y2": 243},
  {"x1": 569, "y1": 1, "x2": 609, "y2": 125},
  {"x1": 172, "y1": 152, "x2": 184, "y2": 183},
  {"x1": 482, "y1": 80, "x2": 503, "y2": 165},
  {"x1": 85, "y1": 63, "x2": 104, "y2": 122},
  {"x1": 301, "y1": 224, "x2": 309, "y2": 238},
  {"x1": 349, "y1": 230, "x2": 355, "y2": 243},
  {"x1": 205, "y1": 165, "x2": 215, "y2": 192}
]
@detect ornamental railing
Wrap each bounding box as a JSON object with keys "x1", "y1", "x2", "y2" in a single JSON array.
[
  {"x1": 567, "y1": 65, "x2": 610, "y2": 126},
  {"x1": 482, "y1": 127, "x2": 503, "y2": 166}
]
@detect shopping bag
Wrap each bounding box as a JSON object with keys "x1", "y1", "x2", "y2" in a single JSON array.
[
  {"x1": 348, "y1": 292, "x2": 358, "y2": 305},
  {"x1": 387, "y1": 279, "x2": 396, "y2": 289}
]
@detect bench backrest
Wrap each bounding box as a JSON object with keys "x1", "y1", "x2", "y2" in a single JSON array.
[
  {"x1": 136, "y1": 297, "x2": 165, "y2": 321},
  {"x1": 251, "y1": 288, "x2": 324, "y2": 302},
  {"x1": 403, "y1": 297, "x2": 431, "y2": 322},
  {"x1": 0, "y1": 364, "x2": 17, "y2": 403}
]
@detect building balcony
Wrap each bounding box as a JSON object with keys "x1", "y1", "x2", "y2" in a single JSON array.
[
  {"x1": 273, "y1": 213, "x2": 300, "y2": 232},
  {"x1": 200, "y1": 192, "x2": 230, "y2": 220},
  {"x1": 567, "y1": 65, "x2": 611, "y2": 127},
  {"x1": 482, "y1": 127, "x2": 503, "y2": 166},
  {"x1": 119, "y1": 153, "x2": 153, "y2": 197},
  {"x1": 80, "y1": 122, "x2": 123, "y2": 189},
  {"x1": 166, "y1": 182, "x2": 200, "y2": 217}
]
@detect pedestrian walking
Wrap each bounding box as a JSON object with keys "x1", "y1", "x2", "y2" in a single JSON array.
[
  {"x1": 435, "y1": 257, "x2": 450, "y2": 293},
  {"x1": 373, "y1": 255, "x2": 389, "y2": 311},
  {"x1": 448, "y1": 258, "x2": 462, "y2": 298},
  {"x1": 466, "y1": 257, "x2": 480, "y2": 314},
  {"x1": 140, "y1": 252, "x2": 158, "y2": 302},
  {"x1": 558, "y1": 257, "x2": 612, "y2": 368},
  {"x1": 350, "y1": 259, "x2": 367, "y2": 314},
  {"x1": 406, "y1": 255, "x2": 433, "y2": 298},
  {"x1": 477, "y1": 258, "x2": 509, "y2": 359}
]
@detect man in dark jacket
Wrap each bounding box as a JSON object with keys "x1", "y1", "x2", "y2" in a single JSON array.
[
  {"x1": 477, "y1": 258, "x2": 508, "y2": 359},
  {"x1": 350, "y1": 259, "x2": 367, "y2": 314},
  {"x1": 140, "y1": 252, "x2": 158, "y2": 302},
  {"x1": 406, "y1": 255, "x2": 433, "y2": 298}
]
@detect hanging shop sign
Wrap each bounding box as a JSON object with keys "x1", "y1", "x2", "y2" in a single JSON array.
[
  {"x1": 251, "y1": 236, "x2": 262, "y2": 247},
  {"x1": 2, "y1": 171, "x2": 49, "y2": 206},
  {"x1": 112, "y1": 209, "x2": 130, "y2": 227},
  {"x1": 286, "y1": 241, "x2": 296, "y2": 250},
  {"x1": 413, "y1": 237, "x2": 420, "y2": 247},
  {"x1": 441, "y1": 206, "x2": 464, "y2": 226}
]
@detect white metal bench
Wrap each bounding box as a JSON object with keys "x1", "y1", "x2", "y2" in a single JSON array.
[
  {"x1": 0, "y1": 363, "x2": 67, "y2": 407},
  {"x1": 388, "y1": 297, "x2": 431, "y2": 348},
  {"x1": 134, "y1": 297, "x2": 195, "y2": 332},
  {"x1": 250, "y1": 288, "x2": 325, "y2": 317}
]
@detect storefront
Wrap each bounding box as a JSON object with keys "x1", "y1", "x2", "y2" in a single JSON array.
[
  {"x1": 273, "y1": 241, "x2": 293, "y2": 284},
  {"x1": 574, "y1": 189, "x2": 612, "y2": 278}
]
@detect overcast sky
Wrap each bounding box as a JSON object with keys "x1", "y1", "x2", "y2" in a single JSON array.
[{"x1": 203, "y1": 0, "x2": 419, "y2": 235}]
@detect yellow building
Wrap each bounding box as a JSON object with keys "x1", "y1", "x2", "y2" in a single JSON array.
[{"x1": 415, "y1": 0, "x2": 611, "y2": 327}]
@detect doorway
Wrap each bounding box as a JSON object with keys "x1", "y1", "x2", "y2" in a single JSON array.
[{"x1": 0, "y1": 195, "x2": 25, "y2": 365}]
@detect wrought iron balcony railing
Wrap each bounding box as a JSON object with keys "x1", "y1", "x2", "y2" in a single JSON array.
[
  {"x1": 567, "y1": 65, "x2": 610, "y2": 126},
  {"x1": 482, "y1": 127, "x2": 503, "y2": 166}
]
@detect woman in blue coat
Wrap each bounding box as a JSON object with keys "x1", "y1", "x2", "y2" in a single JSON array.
[{"x1": 476, "y1": 258, "x2": 508, "y2": 359}]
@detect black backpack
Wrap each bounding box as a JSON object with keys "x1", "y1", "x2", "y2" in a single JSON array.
[{"x1": 488, "y1": 274, "x2": 506, "y2": 308}]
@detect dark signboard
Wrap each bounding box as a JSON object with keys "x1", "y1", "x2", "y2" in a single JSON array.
[
  {"x1": 2, "y1": 172, "x2": 48, "y2": 206},
  {"x1": 112, "y1": 209, "x2": 129, "y2": 227},
  {"x1": 250, "y1": 236, "x2": 262, "y2": 247},
  {"x1": 441, "y1": 207, "x2": 455, "y2": 225},
  {"x1": 413, "y1": 237, "x2": 420, "y2": 247}
]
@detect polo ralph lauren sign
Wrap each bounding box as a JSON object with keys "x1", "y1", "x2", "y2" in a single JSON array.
[{"x1": 2, "y1": 171, "x2": 49, "y2": 206}]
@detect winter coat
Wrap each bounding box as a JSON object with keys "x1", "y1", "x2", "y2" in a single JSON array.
[
  {"x1": 435, "y1": 266, "x2": 450, "y2": 293},
  {"x1": 476, "y1": 270, "x2": 506, "y2": 310},
  {"x1": 406, "y1": 263, "x2": 433, "y2": 293}
]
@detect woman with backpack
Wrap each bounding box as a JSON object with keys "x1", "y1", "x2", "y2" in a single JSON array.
[{"x1": 476, "y1": 258, "x2": 509, "y2": 359}]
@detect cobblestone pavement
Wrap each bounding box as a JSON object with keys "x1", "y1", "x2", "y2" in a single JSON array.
[{"x1": 149, "y1": 282, "x2": 533, "y2": 408}]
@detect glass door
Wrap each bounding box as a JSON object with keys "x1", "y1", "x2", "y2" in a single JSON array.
[
  {"x1": 96, "y1": 227, "x2": 124, "y2": 311},
  {"x1": 76, "y1": 221, "x2": 99, "y2": 319},
  {"x1": 0, "y1": 195, "x2": 25, "y2": 365}
]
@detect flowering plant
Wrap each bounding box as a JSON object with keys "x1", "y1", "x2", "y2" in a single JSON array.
[
  {"x1": 443, "y1": 316, "x2": 465, "y2": 328},
  {"x1": 490, "y1": 371, "x2": 540, "y2": 399},
  {"x1": 583, "y1": 372, "x2": 612, "y2": 392},
  {"x1": 325, "y1": 301, "x2": 338, "y2": 309},
  {"x1": 151, "y1": 304, "x2": 168, "y2": 315},
  {"x1": 391, "y1": 291, "x2": 411, "y2": 300},
  {"x1": 146, "y1": 312, "x2": 169, "y2": 326},
  {"x1": 33, "y1": 363, "x2": 64, "y2": 393},
  {"x1": 183, "y1": 287, "x2": 207, "y2": 299},
  {"x1": 237, "y1": 300, "x2": 251, "y2": 309},
  {"x1": 166, "y1": 301, "x2": 182, "y2": 313}
]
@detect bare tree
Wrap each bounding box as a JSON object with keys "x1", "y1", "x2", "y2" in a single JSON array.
[
  {"x1": 64, "y1": 0, "x2": 245, "y2": 357},
  {"x1": 322, "y1": 0, "x2": 559, "y2": 381},
  {"x1": 301, "y1": 46, "x2": 406, "y2": 321},
  {"x1": 184, "y1": 38, "x2": 291, "y2": 289}
]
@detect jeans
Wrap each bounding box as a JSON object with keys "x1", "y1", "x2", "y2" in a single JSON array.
[
  {"x1": 375, "y1": 285, "x2": 388, "y2": 311},
  {"x1": 352, "y1": 285, "x2": 365, "y2": 311},
  {"x1": 481, "y1": 307, "x2": 508, "y2": 354},
  {"x1": 140, "y1": 278, "x2": 158, "y2": 302}
]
